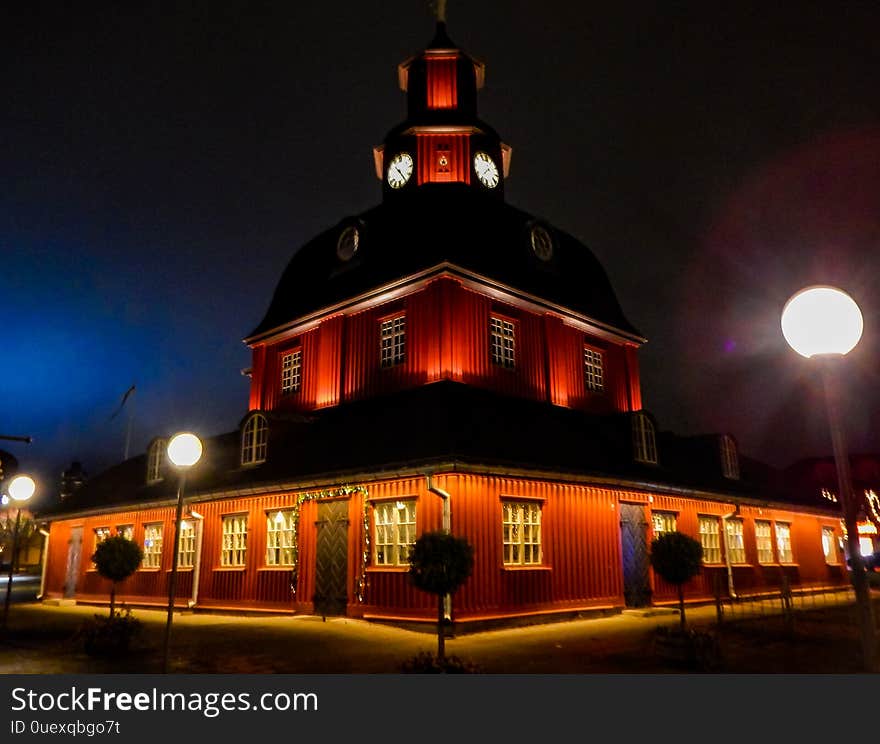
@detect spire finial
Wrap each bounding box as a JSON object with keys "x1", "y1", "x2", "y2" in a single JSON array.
[{"x1": 431, "y1": 0, "x2": 447, "y2": 24}]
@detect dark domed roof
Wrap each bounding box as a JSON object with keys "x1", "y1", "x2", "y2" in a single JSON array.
[{"x1": 247, "y1": 187, "x2": 642, "y2": 341}]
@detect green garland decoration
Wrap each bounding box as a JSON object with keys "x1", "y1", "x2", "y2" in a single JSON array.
[{"x1": 286, "y1": 485, "x2": 370, "y2": 603}]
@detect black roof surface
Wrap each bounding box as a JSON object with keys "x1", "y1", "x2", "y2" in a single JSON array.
[
  {"x1": 247, "y1": 187, "x2": 642, "y2": 341},
  {"x1": 43, "y1": 382, "x2": 829, "y2": 518}
]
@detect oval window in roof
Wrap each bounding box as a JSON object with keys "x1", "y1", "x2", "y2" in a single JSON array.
[
  {"x1": 530, "y1": 224, "x2": 553, "y2": 261},
  {"x1": 336, "y1": 225, "x2": 360, "y2": 261}
]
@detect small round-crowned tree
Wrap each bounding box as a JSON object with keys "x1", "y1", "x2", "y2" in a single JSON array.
[
  {"x1": 649, "y1": 531, "x2": 703, "y2": 629},
  {"x1": 409, "y1": 531, "x2": 474, "y2": 660},
  {"x1": 92, "y1": 535, "x2": 143, "y2": 617}
]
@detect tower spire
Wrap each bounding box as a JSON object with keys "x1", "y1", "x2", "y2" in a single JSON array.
[{"x1": 432, "y1": 0, "x2": 447, "y2": 24}]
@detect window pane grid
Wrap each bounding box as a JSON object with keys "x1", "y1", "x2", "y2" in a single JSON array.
[
  {"x1": 373, "y1": 500, "x2": 416, "y2": 566},
  {"x1": 725, "y1": 518, "x2": 746, "y2": 563},
  {"x1": 503, "y1": 501, "x2": 542, "y2": 566},
  {"x1": 822, "y1": 526, "x2": 837, "y2": 564},
  {"x1": 143, "y1": 524, "x2": 163, "y2": 568},
  {"x1": 775, "y1": 522, "x2": 792, "y2": 563},
  {"x1": 755, "y1": 520, "x2": 773, "y2": 564},
  {"x1": 490, "y1": 317, "x2": 516, "y2": 368},
  {"x1": 583, "y1": 347, "x2": 605, "y2": 392},
  {"x1": 380, "y1": 316, "x2": 406, "y2": 368},
  {"x1": 633, "y1": 414, "x2": 657, "y2": 464},
  {"x1": 699, "y1": 517, "x2": 721, "y2": 563},
  {"x1": 242, "y1": 414, "x2": 268, "y2": 465},
  {"x1": 221, "y1": 515, "x2": 247, "y2": 567},
  {"x1": 178, "y1": 522, "x2": 196, "y2": 568},
  {"x1": 117, "y1": 524, "x2": 133, "y2": 541},
  {"x1": 280, "y1": 349, "x2": 302, "y2": 395},
  {"x1": 147, "y1": 439, "x2": 165, "y2": 483},
  {"x1": 265, "y1": 510, "x2": 296, "y2": 566},
  {"x1": 652, "y1": 511, "x2": 677, "y2": 537}
]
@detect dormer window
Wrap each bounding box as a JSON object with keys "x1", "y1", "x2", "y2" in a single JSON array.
[
  {"x1": 632, "y1": 413, "x2": 657, "y2": 465},
  {"x1": 281, "y1": 348, "x2": 302, "y2": 395},
  {"x1": 241, "y1": 413, "x2": 268, "y2": 466},
  {"x1": 720, "y1": 435, "x2": 740, "y2": 480},
  {"x1": 380, "y1": 314, "x2": 407, "y2": 368},
  {"x1": 583, "y1": 346, "x2": 604, "y2": 393},
  {"x1": 490, "y1": 316, "x2": 516, "y2": 369},
  {"x1": 147, "y1": 439, "x2": 166, "y2": 484}
]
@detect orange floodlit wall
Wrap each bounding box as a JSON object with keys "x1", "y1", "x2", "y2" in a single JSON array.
[
  {"x1": 417, "y1": 134, "x2": 470, "y2": 184},
  {"x1": 425, "y1": 56, "x2": 457, "y2": 109}
]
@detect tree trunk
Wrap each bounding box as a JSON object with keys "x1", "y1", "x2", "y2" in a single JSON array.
[
  {"x1": 437, "y1": 594, "x2": 445, "y2": 661},
  {"x1": 678, "y1": 584, "x2": 686, "y2": 630},
  {"x1": 110, "y1": 583, "x2": 116, "y2": 618}
]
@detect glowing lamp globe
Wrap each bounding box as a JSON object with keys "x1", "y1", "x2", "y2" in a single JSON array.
[
  {"x1": 781, "y1": 286, "x2": 863, "y2": 358},
  {"x1": 8, "y1": 475, "x2": 36, "y2": 502},
  {"x1": 167, "y1": 432, "x2": 203, "y2": 468}
]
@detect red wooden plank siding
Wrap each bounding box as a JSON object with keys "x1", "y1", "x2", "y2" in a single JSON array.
[
  {"x1": 416, "y1": 133, "x2": 470, "y2": 185},
  {"x1": 425, "y1": 56, "x2": 457, "y2": 109}
]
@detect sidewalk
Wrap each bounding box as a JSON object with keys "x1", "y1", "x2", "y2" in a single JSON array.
[{"x1": 0, "y1": 597, "x2": 875, "y2": 674}]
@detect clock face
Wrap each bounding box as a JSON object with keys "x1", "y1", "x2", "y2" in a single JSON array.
[
  {"x1": 473, "y1": 151, "x2": 500, "y2": 188},
  {"x1": 387, "y1": 152, "x2": 413, "y2": 189}
]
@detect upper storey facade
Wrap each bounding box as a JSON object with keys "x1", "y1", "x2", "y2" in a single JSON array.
[{"x1": 245, "y1": 23, "x2": 645, "y2": 417}]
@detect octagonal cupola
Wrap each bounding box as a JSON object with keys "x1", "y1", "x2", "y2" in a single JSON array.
[{"x1": 374, "y1": 20, "x2": 511, "y2": 200}]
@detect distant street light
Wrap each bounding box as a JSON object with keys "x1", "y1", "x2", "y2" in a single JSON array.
[
  {"x1": 162, "y1": 432, "x2": 203, "y2": 673},
  {"x1": 2, "y1": 474, "x2": 36, "y2": 631},
  {"x1": 782, "y1": 285, "x2": 876, "y2": 671}
]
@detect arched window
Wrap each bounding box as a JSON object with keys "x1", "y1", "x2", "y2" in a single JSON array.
[
  {"x1": 720, "y1": 435, "x2": 739, "y2": 480},
  {"x1": 241, "y1": 413, "x2": 268, "y2": 466},
  {"x1": 147, "y1": 439, "x2": 166, "y2": 484},
  {"x1": 632, "y1": 413, "x2": 657, "y2": 465}
]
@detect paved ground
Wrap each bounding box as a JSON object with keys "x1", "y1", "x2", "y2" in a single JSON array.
[{"x1": 1, "y1": 593, "x2": 878, "y2": 673}]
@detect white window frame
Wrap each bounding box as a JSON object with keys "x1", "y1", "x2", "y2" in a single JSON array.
[
  {"x1": 755, "y1": 520, "x2": 774, "y2": 564},
  {"x1": 380, "y1": 315, "x2": 407, "y2": 368},
  {"x1": 720, "y1": 435, "x2": 740, "y2": 480},
  {"x1": 266, "y1": 510, "x2": 296, "y2": 566},
  {"x1": 699, "y1": 516, "x2": 722, "y2": 564},
  {"x1": 822, "y1": 526, "x2": 837, "y2": 564},
  {"x1": 652, "y1": 511, "x2": 677, "y2": 538},
  {"x1": 280, "y1": 349, "x2": 302, "y2": 395},
  {"x1": 220, "y1": 515, "x2": 248, "y2": 567},
  {"x1": 372, "y1": 499, "x2": 417, "y2": 567},
  {"x1": 143, "y1": 523, "x2": 163, "y2": 569},
  {"x1": 725, "y1": 517, "x2": 747, "y2": 564},
  {"x1": 94, "y1": 526, "x2": 111, "y2": 549},
  {"x1": 502, "y1": 500, "x2": 543, "y2": 566},
  {"x1": 147, "y1": 439, "x2": 166, "y2": 484},
  {"x1": 117, "y1": 524, "x2": 133, "y2": 541},
  {"x1": 178, "y1": 520, "x2": 196, "y2": 568},
  {"x1": 632, "y1": 413, "x2": 657, "y2": 465},
  {"x1": 241, "y1": 413, "x2": 268, "y2": 466},
  {"x1": 583, "y1": 346, "x2": 605, "y2": 393},
  {"x1": 489, "y1": 316, "x2": 516, "y2": 369},
  {"x1": 775, "y1": 522, "x2": 793, "y2": 563}
]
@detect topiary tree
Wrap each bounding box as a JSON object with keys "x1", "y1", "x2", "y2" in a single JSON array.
[
  {"x1": 409, "y1": 531, "x2": 474, "y2": 660},
  {"x1": 92, "y1": 536, "x2": 143, "y2": 617},
  {"x1": 650, "y1": 531, "x2": 703, "y2": 629}
]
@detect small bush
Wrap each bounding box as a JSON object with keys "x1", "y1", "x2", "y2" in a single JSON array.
[
  {"x1": 400, "y1": 651, "x2": 482, "y2": 674},
  {"x1": 76, "y1": 606, "x2": 141, "y2": 656}
]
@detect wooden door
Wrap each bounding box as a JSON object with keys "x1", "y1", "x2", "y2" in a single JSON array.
[
  {"x1": 620, "y1": 504, "x2": 651, "y2": 607},
  {"x1": 313, "y1": 499, "x2": 349, "y2": 616},
  {"x1": 64, "y1": 527, "x2": 83, "y2": 598}
]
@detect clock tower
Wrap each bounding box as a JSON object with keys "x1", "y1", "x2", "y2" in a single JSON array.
[{"x1": 375, "y1": 21, "x2": 510, "y2": 198}]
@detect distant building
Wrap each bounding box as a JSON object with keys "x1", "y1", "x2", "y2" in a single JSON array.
[
  {"x1": 60, "y1": 461, "x2": 87, "y2": 502},
  {"x1": 41, "y1": 21, "x2": 852, "y2": 623}
]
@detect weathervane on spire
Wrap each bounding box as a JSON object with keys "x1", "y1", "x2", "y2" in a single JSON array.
[{"x1": 430, "y1": 0, "x2": 448, "y2": 23}]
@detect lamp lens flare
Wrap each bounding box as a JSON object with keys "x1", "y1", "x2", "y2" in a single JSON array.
[
  {"x1": 8, "y1": 475, "x2": 36, "y2": 502},
  {"x1": 167, "y1": 432, "x2": 203, "y2": 467},
  {"x1": 781, "y1": 286, "x2": 863, "y2": 357}
]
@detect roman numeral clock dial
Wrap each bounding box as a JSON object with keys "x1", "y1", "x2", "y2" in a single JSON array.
[
  {"x1": 387, "y1": 152, "x2": 414, "y2": 189},
  {"x1": 473, "y1": 151, "x2": 499, "y2": 188}
]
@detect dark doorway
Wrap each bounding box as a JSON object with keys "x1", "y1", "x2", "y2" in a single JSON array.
[
  {"x1": 64, "y1": 527, "x2": 83, "y2": 598},
  {"x1": 619, "y1": 503, "x2": 651, "y2": 607},
  {"x1": 313, "y1": 499, "x2": 349, "y2": 616}
]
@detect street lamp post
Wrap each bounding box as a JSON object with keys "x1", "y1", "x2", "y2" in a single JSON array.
[
  {"x1": 782, "y1": 285, "x2": 877, "y2": 671},
  {"x1": 162, "y1": 432, "x2": 202, "y2": 673},
  {"x1": 2, "y1": 474, "x2": 36, "y2": 632}
]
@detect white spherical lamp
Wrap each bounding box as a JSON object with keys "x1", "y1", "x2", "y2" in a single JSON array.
[
  {"x1": 167, "y1": 432, "x2": 203, "y2": 468},
  {"x1": 781, "y1": 286, "x2": 863, "y2": 358},
  {"x1": 7, "y1": 475, "x2": 36, "y2": 502}
]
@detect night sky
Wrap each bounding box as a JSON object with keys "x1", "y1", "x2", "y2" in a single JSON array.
[{"x1": 4, "y1": 2, "x2": 880, "y2": 508}]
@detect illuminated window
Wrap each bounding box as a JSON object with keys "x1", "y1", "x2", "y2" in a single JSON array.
[
  {"x1": 143, "y1": 524, "x2": 163, "y2": 568},
  {"x1": 241, "y1": 413, "x2": 268, "y2": 466},
  {"x1": 720, "y1": 435, "x2": 739, "y2": 480},
  {"x1": 725, "y1": 518, "x2": 746, "y2": 563},
  {"x1": 117, "y1": 524, "x2": 133, "y2": 541},
  {"x1": 178, "y1": 521, "x2": 196, "y2": 568},
  {"x1": 490, "y1": 316, "x2": 516, "y2": 369},
  {"x1": 221, "y1": 515, "x2": 247, "y2": 567},
  {"x1": 652, "y1": 511, "x2": 677, "y2": 537},
  {"x1": 583, "y1": 347, "x2": 604, "y2": 393},
  {"x1": 699, "y1": 516, "x2": 721, "y2": 563},
  {"x1": 775, "y1": 522, "x2": 793, "y2": 563},
  {"x1": 859, "y1": 536, "x2": 874, "y2": 557},
  {"x1": 147, "y1": 439, "x2": 166, "y2": 484},
  {"x1": 502, "y1": 500, "x2": 542, "y2": 566},
  {"x1": 373, "y1": 500, "x2": 417, "y2": 566},
  {"x1": 280, "y1": 349, "x2": 302, "y2": 395},
  {"x1": 822, "y1": 526, "x2": 837, "y2": 564},
  {"x1": 380, "y1": 315, "x2": 406, "y2": 368},
  {"x1": 755, "y1": 520, "x2": 774, "y2": 564},
  {"x1": 632, "y1": 413, "x2": 657, "y2": 465},
  {"x1": 266, "y1": 510, "x2": 296, "y2": 566},
  {"x1": 94, "y1": 527, "x2": 111, "y2": 549}
]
